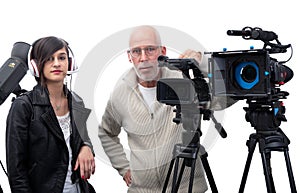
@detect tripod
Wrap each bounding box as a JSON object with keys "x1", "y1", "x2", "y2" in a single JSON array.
[
  {"x1": 162, "y1": 105, "x2": 224, "y2": 193},
  {"x1": 239, "y1": 98, "x2": 297, "y2": 193},
  {"x1": 162, "y1": 139, "x2": 218, "y2": 193}
]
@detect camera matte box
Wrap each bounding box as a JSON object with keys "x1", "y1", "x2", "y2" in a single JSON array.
[{"x1": 208, "y1": 49, "x2": 271, "y2": 98}]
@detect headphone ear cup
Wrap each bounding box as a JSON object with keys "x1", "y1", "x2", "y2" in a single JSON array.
[
  {"x1": 68, "y1": 57, "x2": 72, "y2": 71},
  {"x1": 66, "y1": 52, "x2": 78, "y2": 75},
  {"x1": 29, "y1": 59, "x2": 40, "y2": 77}
]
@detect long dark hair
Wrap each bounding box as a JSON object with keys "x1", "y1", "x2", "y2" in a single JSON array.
[{"x1": 30, "y1": 36, "x2": 70, "y2": 86}]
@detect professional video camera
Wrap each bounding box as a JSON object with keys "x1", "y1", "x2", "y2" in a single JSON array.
[
  {"x1": 207, "y1": 26, "x2": 293, "y2": 100},
  {"x1": 205, "y1": 27, "x2": 297, "y2": 193},
  {"x1": 0, "y1": 42, "x2": 30, "y2": 105},
  {"x1": 0, "y1": 42, "x2": 30, "y2": 192},
  {"x1": 157, "y1": 56, "x2": 226, "y2": 193}
]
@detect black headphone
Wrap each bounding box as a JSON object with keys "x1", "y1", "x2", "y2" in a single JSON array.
[{"x1": 28, "y1": 37, "x2": 78, "y2": 77}]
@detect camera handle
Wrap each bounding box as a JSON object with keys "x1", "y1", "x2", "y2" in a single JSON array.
[{"x1": 210, "y1": 112, "x2": 227, "y2": 138}]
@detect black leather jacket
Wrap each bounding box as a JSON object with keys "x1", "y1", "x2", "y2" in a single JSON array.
[{"x1": 6, "y1": 84, "x2": 94, "y2": 193}]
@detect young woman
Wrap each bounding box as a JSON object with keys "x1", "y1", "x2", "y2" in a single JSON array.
[{"x1": 6, "y1": 36, "x2": 95, "y2": 193}]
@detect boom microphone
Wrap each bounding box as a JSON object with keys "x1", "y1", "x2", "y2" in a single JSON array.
[
  {"x1": 227, "y1": 27, "x2": 278, "y2": 42},
  {"x1": 251, "y1": 29, "x2": 278, "y2": 41},
  {"x1": 227, "y1": 30, "x2": 251, "y2": 37}
]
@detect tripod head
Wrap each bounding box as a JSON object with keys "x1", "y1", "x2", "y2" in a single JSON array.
[{"x1": 243, "y1": 89, "x2": 288, "y2": 133}]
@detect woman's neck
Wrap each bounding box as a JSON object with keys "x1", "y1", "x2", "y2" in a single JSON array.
[{"x1": 47, "y1": 82, "x2": 65, "y2": 99}]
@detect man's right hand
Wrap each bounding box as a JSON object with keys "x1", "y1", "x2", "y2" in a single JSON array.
[{"x1": 123, "y1": 169, "x2": 132, "y2": 187}]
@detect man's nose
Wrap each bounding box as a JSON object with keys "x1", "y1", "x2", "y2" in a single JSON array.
[{"x1": 140, "y1": 50, "x2": 148, "y2": 61}]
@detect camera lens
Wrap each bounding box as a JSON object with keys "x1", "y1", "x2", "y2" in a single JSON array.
[
  {"x1": 235, "y1": 61, "x2": 259, "y2": 90},
  {"x1": 241, "y1": 65, "x2": 257, "y2": 83}
]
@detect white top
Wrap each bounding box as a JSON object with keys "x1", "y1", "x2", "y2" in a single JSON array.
[
  {"x1": 138, "y1": 84, "x2": 156, "y2": 112},
  {"x1": 57, "y1": 112, "x2": 81, "y2": 193}
]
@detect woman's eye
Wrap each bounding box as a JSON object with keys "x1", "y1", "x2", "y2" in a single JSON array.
[
  {"x1": 59, "y1": 56, "x2": 66, "y2": 61},
  {"x1": 47, "y1": 57, "x2": 54, "y2": 62}
]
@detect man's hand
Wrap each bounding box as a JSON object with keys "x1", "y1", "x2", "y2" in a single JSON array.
[
  {"x1": 74, "y1": 145, "x2": 95, "y2": 180},
  {"x1": 179, "y1": 49, "x2": 202, "y2": 64},
  {"x1": 123, "y1": 169, "x2": 132, "y2": 187}
]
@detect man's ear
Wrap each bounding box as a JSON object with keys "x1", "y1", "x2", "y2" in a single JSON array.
[
  {"x1": 127, "y1": 52, "x2": 132, "y2": 63},
  {"x1": 161, "y1": 46, "x2": 167, "y2": 56}
]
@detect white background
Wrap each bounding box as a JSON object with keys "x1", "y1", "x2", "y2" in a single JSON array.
[{"x1": 0, "y1": 0, "x2": 299, "y2": 192}]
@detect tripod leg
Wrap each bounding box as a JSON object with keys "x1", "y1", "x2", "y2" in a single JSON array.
[
  {"x1": 201, "y1": 152, "x2": 218, "y2": 193},
  {"x1": 261, "y1": 151, "x2": 276, "y2": 193},
  {"x1": 188, "y1": 159, "x2": 197, "y2": 193},
  {"x1": 174, "y1": 160, "x2": 186, "y2": 192},
  {"x1": 162, "y1": 159, "x2": 175, "y2": 193},
  {"x1": 284, "y1": 149, "x2": 297, "y2": 193},
  {"x1": 171, "y1": 157, "x2": 180, "y2": 193},
  {"x1": 239, "y1": 136, "x2": 257, "y2": 193}
]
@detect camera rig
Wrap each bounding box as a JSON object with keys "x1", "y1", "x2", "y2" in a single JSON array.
[
  {"x1": 157, "y1": 55, "x2": 226, "y2": 193},
  {"x1": 206, "y1": 26, "x2": 297, "y2": 193}
]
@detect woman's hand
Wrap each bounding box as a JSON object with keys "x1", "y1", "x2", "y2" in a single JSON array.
[{"x1": 74, "y1": 145, "x2": 95, "y2": 180}]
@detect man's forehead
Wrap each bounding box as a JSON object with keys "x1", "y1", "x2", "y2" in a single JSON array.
[
  {"x1": 129, "y1": 29, "x2": 159, "y2": 47},
  {"x1": 130, "y1": 41, "x2": 157, "y2": 48},
  {"x1": 130, "y1": 36, "x2": 157, "y2": 47}
]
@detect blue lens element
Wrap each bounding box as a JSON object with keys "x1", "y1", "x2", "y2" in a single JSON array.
[{"x1": 235, "y1": 61, "x2": 259, "y2": 89}]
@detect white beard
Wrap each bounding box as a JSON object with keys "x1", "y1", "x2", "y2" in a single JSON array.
[{"x1": 133, "y1": 61, "x2": 160, "y2": 82}]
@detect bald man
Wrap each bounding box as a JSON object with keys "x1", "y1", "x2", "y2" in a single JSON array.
[{"x1": 99, "y1": 25, "x2": 207, "y2": 193}]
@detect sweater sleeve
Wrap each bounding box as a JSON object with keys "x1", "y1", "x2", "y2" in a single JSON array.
[{"x1": 98, "y1": 100, "x2": 130, "y2": 177}]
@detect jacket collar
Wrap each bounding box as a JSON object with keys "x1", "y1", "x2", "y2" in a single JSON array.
[
  {"x1": 32, "y1": 84, "x2": 51, "y2": 106},
  {"x1": 32, "y1": 84, "x2": 70, "y2": 106}
]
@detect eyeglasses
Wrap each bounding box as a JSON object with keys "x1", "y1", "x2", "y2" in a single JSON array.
[{"x1": 127, "y1": 46, "x2": 161, "y2": 58}]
